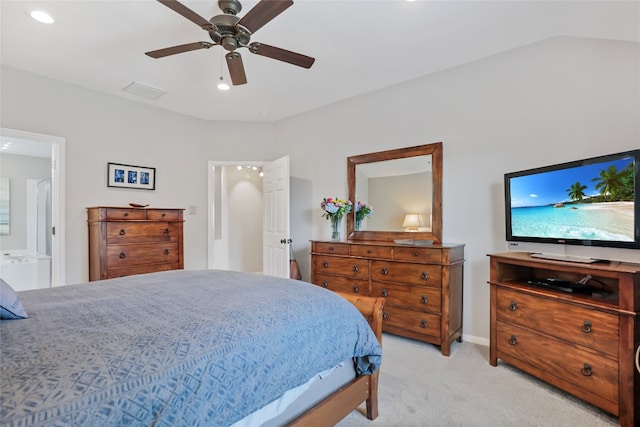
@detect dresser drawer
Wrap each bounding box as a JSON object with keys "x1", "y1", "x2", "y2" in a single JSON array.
[
  {"x1": 383, "y1": 306, "x2": 441, "y2": 338},
  {"x1": 146, "y1": 210, "x2": 183, "y2": 221},
  {"x1": 496, "y1": 288, "x2": 619, "y2": 358},
  {"x1": 105, "y1": 262, "x2": 181, "y2": 279},
  {"x1": 313, "y1": 242, "x2": 350, "y2": 256},
  {"x1": 313, "y1": 256, "x2": 369, "y2": 278},
  {"x1": 106, "y1": 242, "x2": 180, "y2": 268},
  {"x1": 105, "y1": 208, "x2": 147, "y2": 220},
  {"x1": 371, "y1": 281, "x2": 441, "y2": 313},
  {"x1": 106, "y1": 222, "x2": 181, "y2": 243},
  {"x1": 370, "y1": 260, "x2": 441, "y2": 287},
  {"x1": 350, "y1": 245, "x2": 392, "y2": 258},
  {"x1": 313, "y1": 274, "x2": 369, "y2": 294},
  {"x1": 497, "y1": 321, "x2": 618, "y2": 404},
  {"x1": 393, "y1": 247, "x2": 442, "y2": 263}
]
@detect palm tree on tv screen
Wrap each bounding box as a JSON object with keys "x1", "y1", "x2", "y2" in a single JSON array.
[{"x1": 566, "y1": 182, "x2": 588, "y2": 202}]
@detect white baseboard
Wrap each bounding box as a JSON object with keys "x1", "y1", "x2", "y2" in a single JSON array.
[{"x1": 461, "y1": 334, "x2": 489, "y2": 347}]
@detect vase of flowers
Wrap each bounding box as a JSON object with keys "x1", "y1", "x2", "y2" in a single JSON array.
[
  {"x1": 354, "y1": 201, "x2": 373, "y2": 231},
  {"x1": 321, "y1": 197, "x2": 352, "y2": 240}
]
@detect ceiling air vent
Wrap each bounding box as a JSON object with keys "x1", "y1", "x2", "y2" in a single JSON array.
[{"x1": 122, "y1": 81, "x2": 166, "y2": 100}]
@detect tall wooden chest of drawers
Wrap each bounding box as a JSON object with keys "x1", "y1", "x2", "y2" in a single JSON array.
[
  {"x1": 87, "y1": 207, "x2": 184, "y2": 281},
  {"x1": 311, "y1": 240, "x2": 464, "y2": 356},
  {"x1": 488, "y1": 252, "x2": 640, "y2": 427}
]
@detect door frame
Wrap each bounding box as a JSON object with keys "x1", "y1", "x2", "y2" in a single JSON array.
[{"x1": 0, "y1": 127, "x2": 66, "y2": 286}]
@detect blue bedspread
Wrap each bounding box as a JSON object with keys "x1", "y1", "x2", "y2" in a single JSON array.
[{"x1": 0, "y1": 270, "x2": 382, "y2": 427}]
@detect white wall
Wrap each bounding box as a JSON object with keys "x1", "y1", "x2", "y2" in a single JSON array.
[
  {"x1": 1, "y1": 66, "x2": 276, "y2": 285},
  {"x1": 273, "y1": 36, "x2": 640, "y2": 344}
]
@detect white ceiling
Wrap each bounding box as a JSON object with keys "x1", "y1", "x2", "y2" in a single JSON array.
[{"x1": 1, "y1": 1, "x2": 638, "y2": 124}]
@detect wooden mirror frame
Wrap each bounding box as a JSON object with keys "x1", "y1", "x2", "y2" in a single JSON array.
[{"x1": 347, "y1": 142, "x2": 443, "y2": 243}]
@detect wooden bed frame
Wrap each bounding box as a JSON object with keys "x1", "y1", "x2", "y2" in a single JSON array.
[{"x1": 288, "y1": 293, "x2": 385, "y2": 426}]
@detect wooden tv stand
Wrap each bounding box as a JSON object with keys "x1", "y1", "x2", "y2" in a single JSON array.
[{"x1": 488, "y1": 252, "x2": 640, "y2": 427}]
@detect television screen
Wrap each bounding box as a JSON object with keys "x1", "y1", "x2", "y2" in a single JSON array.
[{"x1": 505, "y1": 150, "x2": 640, "y2": 250}]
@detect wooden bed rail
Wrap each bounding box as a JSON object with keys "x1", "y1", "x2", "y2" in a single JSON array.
[{"x1": 288, "y1": 293, "x2": 384, "y2": 426}]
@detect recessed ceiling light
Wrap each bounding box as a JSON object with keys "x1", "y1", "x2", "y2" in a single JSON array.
[{"x1": 30, "y1": 10, "x2": 54, "y2": 24}]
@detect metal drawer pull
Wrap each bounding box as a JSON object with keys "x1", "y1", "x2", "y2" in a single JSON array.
[
  {"x1": 164, "y1": 228, "x2": 169, "y2": 234},
  {"x1": 352, "y1": 285, "x2": 359, "y2": 293},
  {"x1": 382, "y1": 289, "x2": 388, "y2": 297},
  {"x1": 328, "y1": 246, "x2": 335, "y2": 251},
  {"x1": 119, "y1": 252, "x2": 126, "y2": 259},
  {"x1": 383, "y1": 311, "x2": 388, "y2": 320},
  {"x1": 413, "y1": 251, "x2": 419, "y2": 257},
  {"x1": 421, "y1": 295, "x2": 428, "y2": 304},
  {"x1": 581, "y1": 363, "x2": 592, "y2": 377},
  {"x1": 420, "y1": 319, "x2": 428, "y2": 328},
  {"x1": 322, "y1": 281, "x2": 329, "y2": 288},
  {"x1": 381, "y1": 267, "x2": 388, "y2": 275},
  {"x1": 164, "y1": 249, "x2": 170, "y2": 255},
  {"x1": 353, "y1": 264, "x2": 359, "y2": 272},
  {"x1": 421, "y1": 271, "x2": 429, "y2": 280},
  {"x1": 509, "y1": 301, "x2": 517, "y2": 311},
  {"x1": 161, "y1": 213, "x2": 166, "y2": 217},
  {"x1": 367, "y1": 249, "x2": 372, "y2": 254},
  {"x1": 124, "y1": 212, "x2": 129, "y2": 217},
  {"x1": 119, "y1": 229, "x2": 126, "y2": 236},
  {"x1": 581, "y1": 320, "x2": 592, "y2": 334},
  {"x1": 323, "y1": 261, "x2": 329, "y2": 268},
  {"x1": 509, "y1": 335, "x2": 517, "y2": 345}
]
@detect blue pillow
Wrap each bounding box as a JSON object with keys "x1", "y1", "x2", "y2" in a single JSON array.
[{"x1": 0, "y1": 278, "x2": 29, "y2": 319}]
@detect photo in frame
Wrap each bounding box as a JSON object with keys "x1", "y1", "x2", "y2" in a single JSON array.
[{"x1": 107, "y1": 163, "x2": 156, "y2": 190}]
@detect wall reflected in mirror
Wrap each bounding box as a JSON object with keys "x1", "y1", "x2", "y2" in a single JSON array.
[{"x1": 355, "y1": 155, "x2": 432, "y2": 232}]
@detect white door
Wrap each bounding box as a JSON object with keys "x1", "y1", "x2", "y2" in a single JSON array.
[{"x1": 262, "y1": 156, "x2": 290, "y2": 278}]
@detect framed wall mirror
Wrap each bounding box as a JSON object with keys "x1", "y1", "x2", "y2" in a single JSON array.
[{"x1": 347, "y1": 142, "x2": 442, "y2": 243}]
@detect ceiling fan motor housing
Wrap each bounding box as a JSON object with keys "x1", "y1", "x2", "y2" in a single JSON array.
[
  {"x1": 208, "y1": 14, "x2": 250, "y2": 50},
  {"x1": 218, "y1": 0, "x2": 242, "y2": 15}
]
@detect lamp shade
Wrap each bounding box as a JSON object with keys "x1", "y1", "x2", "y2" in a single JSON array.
[{"x1": 402, "y1": 214, "x2": 424, "y2": 231}]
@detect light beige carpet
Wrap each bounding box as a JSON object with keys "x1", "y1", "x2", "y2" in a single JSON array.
[{"x1": 338, "y1": 333, "x2": 618, "y2": 427}]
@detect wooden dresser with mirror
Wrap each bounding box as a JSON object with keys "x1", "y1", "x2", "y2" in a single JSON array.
[{"x1": 310, "y1": 142, "x2": 465, "y2": 356}]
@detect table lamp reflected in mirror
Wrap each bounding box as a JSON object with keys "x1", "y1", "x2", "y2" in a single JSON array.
[{"x1": 402, "y1": 214, "x2": 426, "y2": 232}]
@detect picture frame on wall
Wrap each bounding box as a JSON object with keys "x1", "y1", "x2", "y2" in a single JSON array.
[{"x1": 107, "y1": 163, "x2": 155, "y2": 190}]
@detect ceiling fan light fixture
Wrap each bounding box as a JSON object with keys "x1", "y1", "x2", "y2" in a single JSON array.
[
  {"x1": 30, "y1": 10, "x2": 54, "y2": 24},
  {"x1": 217, "y1": 76, "x2": 230, "y2": 91}
]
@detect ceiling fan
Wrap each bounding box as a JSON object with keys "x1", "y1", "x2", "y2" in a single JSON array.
[{"x1": 145, "y1": 0, "x2": 315, "y2": 86}]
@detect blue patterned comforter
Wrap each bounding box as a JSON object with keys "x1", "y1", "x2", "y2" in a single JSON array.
[{"x1": 0, "y1": 270, "x2": 382, "y2": 427}]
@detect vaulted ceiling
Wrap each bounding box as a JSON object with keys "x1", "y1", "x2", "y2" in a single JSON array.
[{"x1": 1, "y1": 1, "x2": 638, "y2": 123}]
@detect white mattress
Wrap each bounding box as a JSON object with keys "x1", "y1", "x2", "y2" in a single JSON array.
[{"x1": 232, "y1": 359, "x2": 356, "y2": 426}]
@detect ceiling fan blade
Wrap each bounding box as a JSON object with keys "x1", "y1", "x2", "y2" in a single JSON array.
[
  {"x1": 249, "y1": 42, "x2": 315, "y2": 68},
  {"x1": 237, "y1": 0, "x2": 293, "y2": 34},
  {"x1": 157, "y1": 0, "x2": 214, "y2": 30},
  {"x1": 145, "y1": 41, "x2": 215, "y2": 58},
  {"x1": 226, "y1": 52, "x2": 247, "y2": 85}
]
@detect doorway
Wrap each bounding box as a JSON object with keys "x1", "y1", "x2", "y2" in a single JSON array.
[
  {"x1": 0, "y1": 128, "x2": 66, "y2": 288},
  {"x1": 208, "y1": 162, "x2": 265, "y2": 273},
  {"x1": 207, "y1": 157, "x2": 291, "y2": 278}
]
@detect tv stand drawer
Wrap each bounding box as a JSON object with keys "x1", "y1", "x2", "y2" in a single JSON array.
[
  {"x1": 496, "y1": 321, "x2": 618, "y2": 404},
  {"x1": 495, "y1": 287, "x2": 618, "y2": 357}
]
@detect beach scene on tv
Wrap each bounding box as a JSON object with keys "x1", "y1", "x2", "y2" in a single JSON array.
[{"x1": 509, "y1": 156, "x2": 635, "y2": 242}]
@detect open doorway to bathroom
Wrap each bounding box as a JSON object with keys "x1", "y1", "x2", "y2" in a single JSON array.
[
  {"x1": 208, "y1": 162, "x2": 265, "y2": 274},
  {"x1": 0, "y1": 128, "x2": 65, "y2": 290}
]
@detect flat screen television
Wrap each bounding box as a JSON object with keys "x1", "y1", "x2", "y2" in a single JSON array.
[{"x1": 504, "y1": 149, "x2": 640, "y2": 253}]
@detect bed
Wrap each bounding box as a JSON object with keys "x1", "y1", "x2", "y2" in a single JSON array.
[{"x1": 0, "y1": 270, "x2": 383, "y2": 427}]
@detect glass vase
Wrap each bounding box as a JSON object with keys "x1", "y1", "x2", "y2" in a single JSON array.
[
  {"x1": 330, "y1": 215, "x2": 342, "y2": 241},
  {"x1": 355, "y1": 217, "x2": 363, "y2": 231}
]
